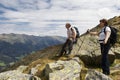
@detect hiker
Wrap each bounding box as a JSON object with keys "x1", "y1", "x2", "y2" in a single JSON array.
[
  {"x1": 57, "y1": 23, "x2": 76, "y2": 57},
  {"x1": 87, "y1": 19, "x2": 111, "y2": 75}
]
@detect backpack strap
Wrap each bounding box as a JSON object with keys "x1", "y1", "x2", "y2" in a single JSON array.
[
  {"x1": 103, "y1": 27, "x2": 107, "y2": 35},
  {"x1": 71, "y1": 27, "x2": 75, "y2": 34},
  {"x1": 71, "y1": 27, "x2": 77, "y2": 40}
]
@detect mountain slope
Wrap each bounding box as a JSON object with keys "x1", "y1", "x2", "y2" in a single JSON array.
[{"x1": 0, "y1": 33, "x2": 65, "y2": 69}]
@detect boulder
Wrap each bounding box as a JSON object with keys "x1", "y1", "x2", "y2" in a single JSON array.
[
  {"x1": 44, "y1": 57, "x2": 82, "y2": 80},
  {"x1": 111, "y1": 63, "x2": 120, "y2": 75},
  {"x1": 112, "y1": 63, "x2": 120, "y2": 70},
  {"x1": 0, "y1": 70, "x2": 41, "y2": 80},
  {"x1": 78, "y1": 50, "x2": 115, "y2": 66},
  {"x1": 114, "y1": 47, "x2": 120, "y2": 59},
  {"x1": 30, "y1": 64, "x2": 41, "y2": 75},
  {"x1": 16, "y1": 65, "x2": 28, "y2": 72},
  {"x1": 85, "y1": 69, "x2": 113, "y2": 80},
  {"x1": 72, "y1": 35, "x2": 115, "y2": 66}
]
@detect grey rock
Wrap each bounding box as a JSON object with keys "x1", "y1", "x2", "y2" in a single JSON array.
[
  {"x1": 114, "y1": 47, "x2": 120, "y2": 59},
  {"x1": 71, "y1": 35, "x2": 115, "y2": 66},
  {"x1": 16, "y1": 65, "x2": 28, "y2": 73},
  {"x1": 85, "y1": 69, "x2": 113, "y2": 80},
  {"x1": 30, "y1": 64, "x2": 41, "y2": 75},
  {"x1": 44, "y1": 59, "x2": 82, "y2": 80},
  {"x1": 77, "y1": 49, "x2": 115, "y2": 66},
  {"x1": 0, "y1": 70, "x2": 41, "y2": 80}
]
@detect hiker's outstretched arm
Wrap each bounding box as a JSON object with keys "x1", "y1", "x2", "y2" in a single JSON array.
[
  {"x1": 87, "y1": 29, "x2": 98, "y2": 35},
  {"x1": 89, "y1": 32, "x2": 98, "y2": 35}
]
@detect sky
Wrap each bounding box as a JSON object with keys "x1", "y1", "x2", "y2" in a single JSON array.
[{"x1": 0, "y1": 0, "x2": 120, "y2": 37}]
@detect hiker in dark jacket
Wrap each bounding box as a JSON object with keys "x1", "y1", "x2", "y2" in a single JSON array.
[
  {"x1": 57, "y1": 23, "x2": 76, "y2": 57},
  {"x1": 87, "y1": 19, "x2": 111, "y2": 75}
]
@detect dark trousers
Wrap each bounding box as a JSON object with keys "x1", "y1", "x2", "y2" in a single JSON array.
[
  {"x1": 60, "y1": 39, "x2": 73, "y2": 56},
  {"x1": 100, "y1": 42, "x2": 111, "y2": 75}
]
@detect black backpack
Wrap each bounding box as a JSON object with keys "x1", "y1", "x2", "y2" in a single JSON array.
[
  {"x1": 74, "y1": 27, "x2": 80, "y2": 38},
  {"x1": 104, "y1": 26, "x2": 118, "y2": 46}
]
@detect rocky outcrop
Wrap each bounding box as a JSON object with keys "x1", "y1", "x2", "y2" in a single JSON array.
[
  {"x1": 112, "y1": 63, "x2": 120, "y2": 70},
  {"x1": 72, "y1": 35, "x2": 115, "y2": 66},
  {"x1": 114, "y1": 47, "x2": 120, "y2": 59},
  {"x1": 85, "y1": 69, "x2": 113, "y2": 80},
  {"x1": 0, "y1": 70, "x2": 41, "y2": 80},
  {"x1": 16, "y1": 65, "x2": 28, "y2": 72},
  {"x1": 77, "y1": 49, "x2": 115, "y2": 66},
  {"x1": 30, "y1": 64, "x2": 41, "y2": 75},
  {"x1": 44, "y1": 57, "x2": 82, "y2": 80},
  {"x1": 0, "y1": 65, "x2": 41, "y2": 80},
  {"x1": 111, "y1": 63, "x2": 120, "y2": 76}
]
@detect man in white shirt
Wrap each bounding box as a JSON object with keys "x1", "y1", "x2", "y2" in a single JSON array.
[
  {"x1": 66, "y1": 23, "x2": 76, "y2": 42},
  {"x1": 57, "y1": 23, "x2": 76, "y2": 57}
]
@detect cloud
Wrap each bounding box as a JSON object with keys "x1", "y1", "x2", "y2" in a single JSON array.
[{"x1": 0, "y1": 0, "x2": 120, "y2": 37}]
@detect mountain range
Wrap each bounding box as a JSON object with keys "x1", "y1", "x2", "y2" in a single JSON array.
[{"x1": 0, "y1": 34, "x2": 65, "y2": 69}]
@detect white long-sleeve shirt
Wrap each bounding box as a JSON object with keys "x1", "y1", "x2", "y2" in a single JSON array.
[{"x1": 67, "y1": 27, "x2": 76, "y2": 39}]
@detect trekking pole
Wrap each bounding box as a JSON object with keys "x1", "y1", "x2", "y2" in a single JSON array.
[
  {"x1": 78, "y1": 34, "x2": 86, "y2": 51},
  {"x1": 75, "y1": 33, "x2": 87, "y2": 55}
]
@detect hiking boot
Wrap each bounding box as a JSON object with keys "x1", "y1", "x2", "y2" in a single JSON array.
[
  {"x1": 64, "y1": 51, "x2": 71, "y2": 57},
  {"x1": 56, "y1": 50, "x2": 67, "y2": 57},
  {"x1": 67, "y1": 50, "x2": 71, "y2": 55}
]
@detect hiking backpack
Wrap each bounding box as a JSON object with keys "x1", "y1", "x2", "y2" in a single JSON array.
[
  {"x1": 104, "y1": 26, "x2": 118, "y2": 46},
  {"x1": 74, "y1": 27, "x2": 80, "y2": 38}
]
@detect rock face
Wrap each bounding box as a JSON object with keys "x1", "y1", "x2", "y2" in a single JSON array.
[
  {"x1": 72, "y1": 35, "x2": 115, "y2": 66},
  {"x1": 110, "y1": 63, "x2": 120, "y2": 78},
  {"x1": 44, "y1": 57, "x2": 82, "y2": 80},
  {"x1": 16, "y1": 65, "x2": 28, "y2": 72},
  {"x1": 79, "y1": 50, "x2": 115, "y2": 66},
  {"x1": 114, "y1": 47, "x2": 120, "y2": 59},
  {"x1": 0, "y1": 65, "x2": 41, "y2": 80},
  {"x1": 85, "y1": 69, "x2": 113, "y2": 80},
  {"x1": 30, "y1": 64, "x2": 41, "y2": 75},
  {"x1": 0, "y1": 70, "x2": 41, "y2": 80},
  {"x1": 112, "y1": 63, "x2": 120, "y2": 70}
]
